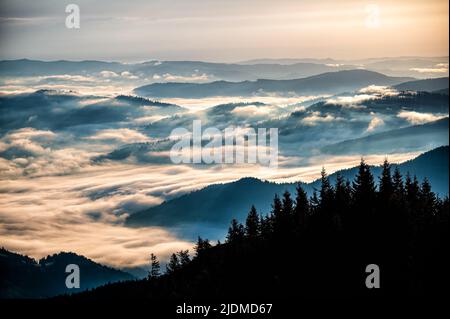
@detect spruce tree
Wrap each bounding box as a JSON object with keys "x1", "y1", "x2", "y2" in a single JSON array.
[
  {"x1": 282, "y1": 191, "x2": 294, "y2": 217},
  {"x1": 245, "y1": 205, "x2": 260, "y2": 239},
  {"x1": 195, "y1": 236, "x2": 211, "y2": 256},
  {"x1": 260, "y1": 214, "x2": 273, "y2": 239},
  {"x1": 281, "y1": 190, "x2": 294, "y2": 230},
  {"x1": 379, "y1": 159, "x2": 393, "y2": 199},
  {"x1": 419, "y1": 177, "x2": 436, "y2": 222},
  {"x1": 294, "y1": 184, "x2": 309, "y2": 230},
  {"x1": 177, "y1": 250, "x2": 190, "y2": 266},
  {"x1": 406, "y1": 173, "x2": 420, "y2": 205},
  {"x1": 352, "y1": 159, "x2": 376, "y2": 206},
  {"x1": 226, "y1": 218, "x2": 245, "y2": 243},
  {"x1": 392, "y1": 166, "x2": 404, "y2": 197},
  {"x1": 319, "y1": 167, "x2": 334, "y2": 210},
  {"x1": 271, "y1": 194, "x2": 283, "y2": 222},
  {"x1": 148, "y1": 253, "x2": 161, "y2": 279},
  {"x1": 335, "y1": 174, "x2": 351, "y2": 220},
  {"x1": 166, "y1": 253, "x2": 180, "y2": 273}
]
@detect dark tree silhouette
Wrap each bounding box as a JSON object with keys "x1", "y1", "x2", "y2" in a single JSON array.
[
  {"x1": 245, "y1": 205, "x2": 260, "y2": 239},
  {"x1": 166, "y1": 253, "x2": 180, "y2": 274},
  {"x1": 177, "y1": 250, "x2": 190, "y2": 267},
  {"x1": 64, "y1": 160, "x2": 449, "y2": 300},
  {"x1": 226, "y1": 219, "x2": 245, "y2": 243},
  {"x1": 148, "y1": 253, "x2": 161, "y2": 279},
  {"x1": 294, "y1": 184, "x2": 309, "y2": 231},
  {"x1": 379, "y1": 159, "x2": 393, "y2": 200},
  {"x1": 352, "y1": 159, "x2": 376, "y2": 206},
  {"x1": 392, "y1": 166, "x2": 404, "y2": 198},
  {"x1": 195, "y1": 237, "x2": 211, "y2": 257}
]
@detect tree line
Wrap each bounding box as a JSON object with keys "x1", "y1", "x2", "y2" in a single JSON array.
[{"x1": 68, "y1": 159, "x2": 448, "y2": 299}]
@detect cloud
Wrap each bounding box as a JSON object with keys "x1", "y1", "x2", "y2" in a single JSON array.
[
  {"x1": 325, "y1": 86, "x2": 399, "y2": 109},
  {"x1": 397, "y1": 111, "x2": 448, "y2": 125},
  {"x1": 0, "y1": 83, "x2": 446, "y2": 270},
  {"x1": 133, "y1": 115, "x2": 170, "y2": 124},
  {"x1": 0, "y1": 142, "x2": 423, "y2": 268},
  {"x1": 3, "y1": 127, "x2": 56, "y2": 142},
  {"x1": 0, "y1": 74, "x2": 137, "y2": 96},
  {"x1": 358, "y1": 85, "x2": 398, "y2": 96},
  {"x1": 85, "y1": 128, "x2": 151, "y2": 144},
  {"x1": 435, "y1": 63, "x2": 449, "y2": 68},
  {"x1": 230, "y1": 104, "x2": 279, "y2": 118},
  {"x1": 409, "y1": 67, "x2": 448, "y2": 74},
  {"x1": 0, "y1": 128, "x2": 95, "y2": 178},
  {"x1": 120, "y1": 71, "x2": 139, "y2": 80},
  {"x1": 301, "y1": 111, "x2": 341, "y2": 126},
  {"x1": 99, "y1": 70, "x2": 120, "y2": 78},
  {"x1": 366, "y1": 116, "x2": 384, "y2": 132},
  {"x1": 157, "y1": 95, "x2": 326, "y2": 112},
  {"x1": 153, "y1": 73, "x2": 210, "y2": 82},
  {"x1": 325, "y1": 95, "x2": 372, "y2": 108}
]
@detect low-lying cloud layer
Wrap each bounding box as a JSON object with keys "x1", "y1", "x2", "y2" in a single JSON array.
[{"x1": 0, "y1": 73, "x2": 448, "y2": 268}]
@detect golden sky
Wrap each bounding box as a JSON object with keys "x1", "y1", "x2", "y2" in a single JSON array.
[{"x1": 0, "y1": 0, "x2": 448, "y2": 61}]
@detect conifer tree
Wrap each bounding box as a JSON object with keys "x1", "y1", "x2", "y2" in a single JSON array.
[
  {"x1": 392, "y1": 166, "x2": 404, "y2": 197},
  {"x1": 280, "y1": 190, "x2": 294, "y2": 230},
  {"x1": 309, "y1": 190, "x2": 320, "y2": 213},
  {"x1": 319, "y1": 167, "x2": 334, "y2": 210},
  {"x1": 379, "y1": 159, "x2": 393, "y2": 199},
  {"x1": 335, "y1": 174, "x2": 351, "y2": 218},
  {"x1": 294, "y1": 184, "x2": 309, "y2": 229},
  {"x1": 226, "y1": 218, "x2": 245, "y2": 243},
  {"x1": 282, "y1": 191, "x2": 294, "y2": 217},
  {"x1": 271, "y1": 194, "x2": 283, "y2": 222},
  {"x1": 419, "y1": 177, "x2": 436, "y2": 222},
  {"x1": 166, "y1": 253, "x2": 180, "y2": 273},
  {"x1": 148, "y1": 253, "x2": 161, "y2": 279},
  {"x1": 406, "y1": 173, "x2": 420, "y2": 205},
  {"x1": 260, "y1": 214, "x2": 273, "y2": 239},
  {"x1": 177, "y1": 250, "x2": 190, "y2": 266},
  {"x1": 195, "y1": 237, "x2": 211, "y2": 256},
  {"x1": 352, "y1": 159, "x2": 376, "y2": 206},
  {"x1": 245, "y1": 205, "x2": 260, "y2": 239},
  {"x1": 420, "y1": 178, "x2": 435, "y2": 205}
]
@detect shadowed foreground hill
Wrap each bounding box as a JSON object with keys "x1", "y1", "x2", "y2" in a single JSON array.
[
  {"x1": 65, "y1": 159, "x2": 449, "y2": 299},
  {"x1": 0, "y1": 249, "x2": 134, "y2": 298}
]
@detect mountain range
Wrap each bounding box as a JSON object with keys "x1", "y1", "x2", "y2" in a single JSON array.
[
  {"x1": 321, "y1": 118, "x2": 449, "y2": 155},
  {"x1": 1, "y1": 57, "x2": 447, "y2": 80},
  {"x1": 394, "y1": 77, "x2": 449, "y2": 92},
  {"x1": 134, "y1": 70, "x2": 413, "y2": 98}
]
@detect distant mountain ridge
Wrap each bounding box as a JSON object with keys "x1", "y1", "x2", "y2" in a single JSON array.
[
  {"x1": 2, "y1": 57, "x2": 446, "y2": 81},
  {"x1": 0, "y1": 248, "x2": 134, "y2": 298},
  {"x1": 0, "y1": 59, "x2": 356, "y2": 81},
  {"x1": 394, "y1": 77, "x2": 449, "y2": 92},
  {"x1": 126, "y1": 146, "x2": 449, "y2": 235},
  {"x1": 321, "y1": 118, "x2": 449, "y2": 155},
  {"x1": 134, "y1": 70, "x2": 413, "y2": 98}
]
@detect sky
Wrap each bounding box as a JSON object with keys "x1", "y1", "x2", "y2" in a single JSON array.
[{"x1": 0, "y1": 0, "x2": 448, "y2": 62}]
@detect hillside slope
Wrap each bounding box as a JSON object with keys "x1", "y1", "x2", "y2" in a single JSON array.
[
  {"x1": 127, "y1": 146, "x2": 449, "y2": 232},
  {"x1": 0, "y1": 248, "x2": 134, "y2": 298}
]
